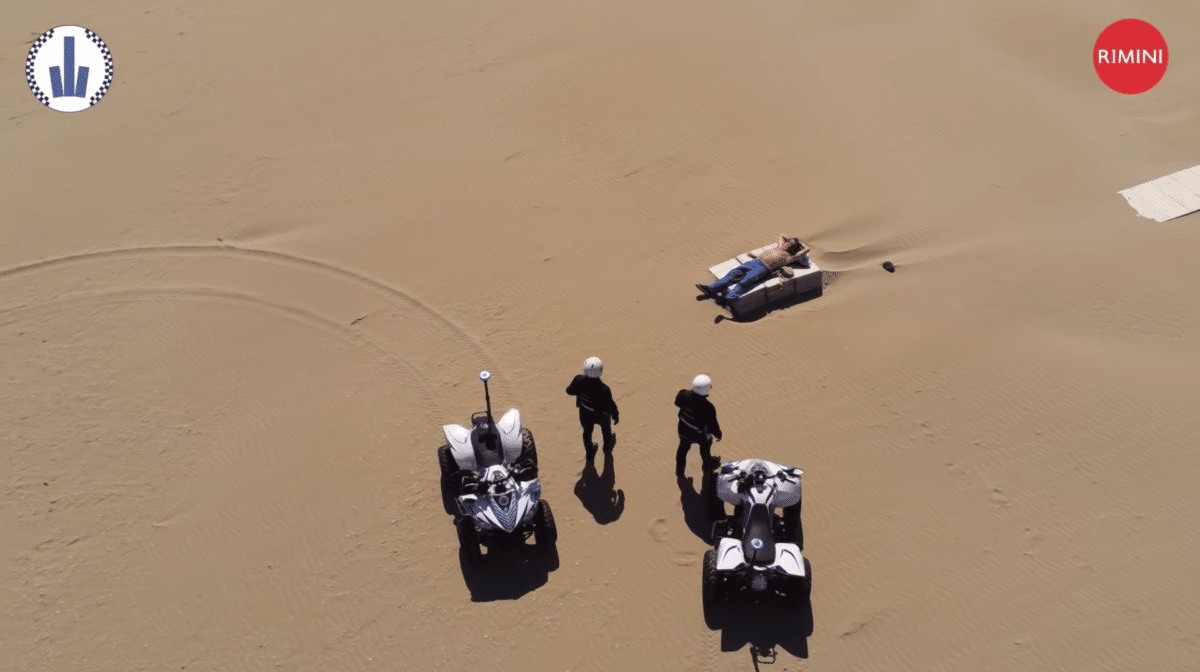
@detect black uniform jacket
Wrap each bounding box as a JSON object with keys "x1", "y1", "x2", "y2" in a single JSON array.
[
  {"x1": 674, "y1": 389, "x2": 722, "y2": 440},
  {"x1": 567, "y1": 375, "x2": 619, "y2": 420}
]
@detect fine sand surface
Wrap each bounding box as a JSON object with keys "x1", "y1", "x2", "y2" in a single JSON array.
[{"x1": 4, "y1": 1, "x2": 1200, "y2": 670}]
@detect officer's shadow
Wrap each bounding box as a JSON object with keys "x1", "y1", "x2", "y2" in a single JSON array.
[
  {"x1": 574, "y1": 449, "x2": 625, "y2": 524},
  {"x1": 678, "y1": 471, "x2": 725, "y2": 543}
]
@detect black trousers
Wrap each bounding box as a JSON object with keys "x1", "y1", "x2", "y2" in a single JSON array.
[
  {"x1": 579, "y1": 409, "x2": 613, "y2": 448},
  {"x1": 676, "y1": 431, "x2": 712, "y2": 470}
]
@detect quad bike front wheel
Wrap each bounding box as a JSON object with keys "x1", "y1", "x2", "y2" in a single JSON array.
[
  {"x1": 457, "y1": 517, "x2": 482, "y2": 567},
  {"x1": 438, "y1": 444, "x2": 456, "y2": 481},
  {"x1": 439, "y1": 444, "x2": 460, "y2": 510},
  {"x1": 534, "y1": 499, "x2": 557, "y2": 550},
  {"x1": 520, "y1": 428, "x2": 538, "y2": 468}
]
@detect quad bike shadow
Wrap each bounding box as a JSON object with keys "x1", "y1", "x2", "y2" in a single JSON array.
[
  {"x1": 677, "y1": 471, "x2": 726, "y2": 543},
  {"x1": 443, "y1": 455, "x2": 561, "y2": 602},
  {"x1": 707, "y1": 598, "x2": 813, "y2": 661},
  {"x1": 456, "y1": 525, "x2": 560, "y2": 602}
]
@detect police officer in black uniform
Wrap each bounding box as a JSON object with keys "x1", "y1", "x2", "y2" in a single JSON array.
[
  {"x1": 675, "y1": 374, "x2": 722, "y2": 475},
  {"x1": 566, "y1": 357, "x2": 620, "y2": 457}
]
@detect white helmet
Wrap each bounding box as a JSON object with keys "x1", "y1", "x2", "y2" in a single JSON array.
[
  {"x1": 691, "y1": 374, "x2": 712, "y2": 396},
  {"x1": 584, "y1": 357, "x2": 604, "y2": 378}
]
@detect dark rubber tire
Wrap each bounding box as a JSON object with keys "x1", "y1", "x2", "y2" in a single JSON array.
[
  {"x1": 796, "y1": 557, "x2": 812, "y2": 603},
  {"x1": 702, "y1": 548, "x2": 721, "y2": 628},
  {"x1": 784, "y1": 504, "x2": 803, "y2": 550},
  {"x1": 438, "y1": 444, "x2": 456, "y2": 480},
  {"x1": 458, "y1": 517, "x2": 482, "y2": 567},
  {"x1": 534, "y1": 499, "x2": 557, "y2": 550},
  {"x1": 702, "y1": 549, "x2": 718, "y2": 605},
  {"x1": 520, "y1": 428, "x2": 538, "y2": 468},
  {"x1": 439, "y1": 444, "x2": 460, "y2": 510}
]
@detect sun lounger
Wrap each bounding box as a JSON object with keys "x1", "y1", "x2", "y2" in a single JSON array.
[{"x1": 706, "y1": 246, "x2": 821, "y2": 317}]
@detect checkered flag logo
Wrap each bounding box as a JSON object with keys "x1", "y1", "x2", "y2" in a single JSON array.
[
  {"x1": 83, "y1": 29, "x2": 114, "y2": 107},
  {"x1": 25, "y1": 25, "x2": 114, "y2": 112},
  {"x1": 24, "y1": 29, "x2": 54, "y2": 106}
]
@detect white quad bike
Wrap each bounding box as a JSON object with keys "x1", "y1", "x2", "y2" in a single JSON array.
[
  {"x1": 703, "y1": 458, "x2": 810, "y2": 608},
  {"x1": 438, "y1": 371, "x2": 556, "y2": 566}
]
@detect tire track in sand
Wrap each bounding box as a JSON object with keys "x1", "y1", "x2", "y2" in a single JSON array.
[
  {"x1": 0, "y1": 251, "x2": 490, "y2": 540},
  {"x1": 0, "y1": 243, "x2": 494, "y2": 375},
  {"x1": 0, "y1": 246, "x2": 498, "y2": 666}
]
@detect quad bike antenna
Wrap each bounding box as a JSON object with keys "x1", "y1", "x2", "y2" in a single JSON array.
[{"x1": 479, "y1": 371, "x2": 494, "y2": 426}]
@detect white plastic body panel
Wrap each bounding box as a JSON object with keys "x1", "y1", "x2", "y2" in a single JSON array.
[
  {"x1": 715, "y1": 458, "x2": 802, "y2": 509},
  {"x1": 716, "y1": 537, "x2": 747, "y2": 570},
  {"x1": 460, "y1": 464, "x2": 541, "y2": 533},
  {"x1": 714, "y1": 537, "x2": 805, "y2": 577},
  {"x1": 496, "y1": 408, "x2": 523, "y2": 464},
  {"x1": 442, "y1": 423, "x2": 476, "y2": 471},
  {"x1": 773, "y1": 543, "x2": 805, "y2": 577}
]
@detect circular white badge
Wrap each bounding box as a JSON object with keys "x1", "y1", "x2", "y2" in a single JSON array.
[
  {"x1": 750, "y1": 538, "x2": 764, "y2": 550},
  {"x1": 25, "y1": 26, "x2": 114, "y2": 112}
]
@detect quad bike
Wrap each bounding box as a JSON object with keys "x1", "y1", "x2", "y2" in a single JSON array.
[
  {"x1": 438, "y1": 371, "x2": 556, "y2": 566},
  {"x1": 703, "y1": 458, "x2": 810, "y2": 611}
]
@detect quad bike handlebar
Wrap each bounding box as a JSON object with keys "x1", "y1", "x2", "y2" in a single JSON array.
[{"x1": 724, "y1": 464, "x2": 799, "y2": 493}]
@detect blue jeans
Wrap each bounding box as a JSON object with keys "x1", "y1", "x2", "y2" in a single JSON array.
[{"x1": 706, "y1": 259, "x2": 770, "y2": 301}]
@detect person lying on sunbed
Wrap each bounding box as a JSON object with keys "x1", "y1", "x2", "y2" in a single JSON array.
[{"x1": 696, "y1": 234, "x2": 810, "y2": 305}]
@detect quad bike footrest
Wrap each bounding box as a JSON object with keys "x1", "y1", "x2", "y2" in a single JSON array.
[
  {"x1": 710, "y1": 518, "x2": 790, "y2": 543},
  {"x1": 710, "y1": 519, "x2": 740, "y2": 541}
]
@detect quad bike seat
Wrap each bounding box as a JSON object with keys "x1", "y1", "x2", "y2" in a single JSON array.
[
  {"x1": 742, "y1": 503, "x2": 776, "y2": 566},
  {"x1": 470, "y1": 422, "x2": 506, "y2": 469}
]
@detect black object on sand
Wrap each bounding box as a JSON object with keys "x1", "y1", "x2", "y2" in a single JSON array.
[{"x1": 883, "y1": 261, "x2": 895, "y2": 273}]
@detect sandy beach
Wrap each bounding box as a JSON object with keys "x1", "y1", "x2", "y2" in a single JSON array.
[{"x1": 4, "y1": 1, "x2": 1200, "y2": 670}]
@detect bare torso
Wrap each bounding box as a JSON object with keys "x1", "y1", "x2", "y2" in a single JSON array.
[
  {"x1": 756, "y1": 245, "x2": 794, "y2": 270},
  {"x1": 754, "y1": 235, "x2": 807, "y2": 270}
]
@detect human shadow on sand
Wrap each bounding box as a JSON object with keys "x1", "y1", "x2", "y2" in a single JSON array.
[
  {"x1": 701, "y1": 284, "x2": 825, "y2": 324},
  {"x1": 706, "y1": 595, "x2": 814, "y2": 661},
  {"x1": 458, "y1": 532, "x2": 560, "y2": 602},
  {"x1": 677, "y1": 472, "x2": 725, "y2": 543},
  {"x1": 574, "y1": 449, "x2": 625, "y2": 524}
]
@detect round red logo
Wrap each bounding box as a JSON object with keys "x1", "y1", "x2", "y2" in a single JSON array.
[{"x1": 1094, "y1": 19, "x2": 1169, "y2": 94}]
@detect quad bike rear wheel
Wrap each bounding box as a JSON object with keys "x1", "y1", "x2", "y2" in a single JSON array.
[
  {"x1": 787, "y1": 556, "x2": 812, "y2": 606},
  {"x1": 702, "y1": 549, "x2": 718, "y2": 605},
  {"x1": 784, "y1": 503, "x2": 803, "y2": 550},
  {"x1": 457, "y1": 517, "x2": 482, "y2": 567},
  {"x1": 534, "y1": 499, "x2": 557, "y2": 550},
  {"x1": 702, "y1": 548, "x2": 721, "y2": 628}
]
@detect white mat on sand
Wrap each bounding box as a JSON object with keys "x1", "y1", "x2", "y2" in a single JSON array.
[{"x1": 1118, "y1": 165, "x2": 1200, "y2": 222}]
